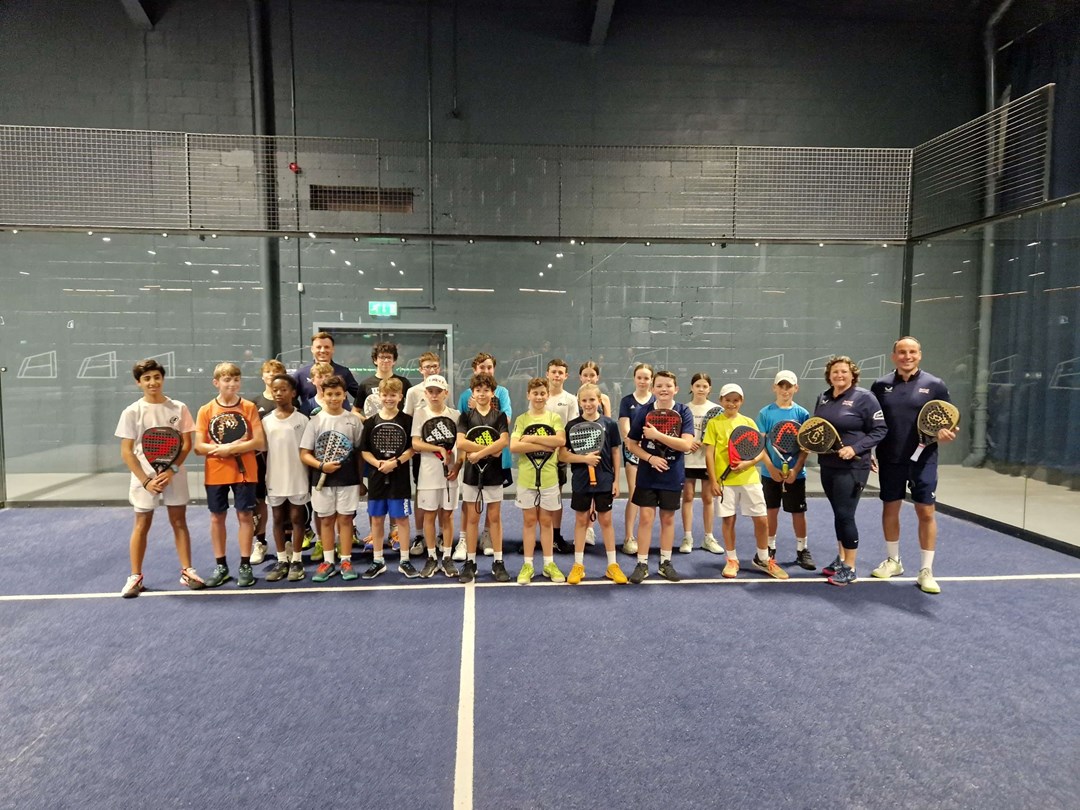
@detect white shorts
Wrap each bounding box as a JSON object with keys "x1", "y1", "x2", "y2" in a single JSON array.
[
  {"x1": 267, "y1": 493, "x2": 311, "y2": 508},
  {"x1": 311, "y1": 484, "x2": 360, "y2": 518},
  {"x1": 459, "y1": 482, "x2": 503, "y2": 506},
  {"x1": 129, "y1": 472, "x2": 190, "y2": 512},
  {"x1": 515, "y1": 484, "x2": 561, "y2": 512},
  {"x1": 417, "y1": 484, "x2": 459, "y2": 512},
  {"x1": 717, "y1": 483, "x2": 767, "y2": 518}
]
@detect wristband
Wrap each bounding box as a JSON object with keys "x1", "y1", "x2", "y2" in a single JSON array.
[
  {"x1": 142, "y1": 477, "x2": 152, "y2": 488},
  {"x1": 319, "y1": 462, "x2": 325, "y2": 472}
]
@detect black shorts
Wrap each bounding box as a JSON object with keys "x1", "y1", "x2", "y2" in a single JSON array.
[
  {"x1": 684, "y1": 467, "x2": 708, "y2": 481},
  {"x1": 878, "y1": 460, "x2": 938, "y2": 505},
  {"x1": 255, "y1": 453, "x2": 268, "y2": 500},
  {"x1": 570, "y1": 491, "x2": 614, "y2": 513},
  {"x1": 762, "y1": 477, "x2": 808, "y2": 513},
  {"x1": 557, "y1": 462, "x2": 568, "y2": 488},
  {"x1": 631, "y1": 487, "x2": 681, "y2": 511}
]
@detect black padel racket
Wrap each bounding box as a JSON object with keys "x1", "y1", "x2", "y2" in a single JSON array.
[
  {"x1": 466, "y1": 424, "x2": 499, "y2": 513},
  {"x1": 369, "y1": 419, "x2": 410, "y2": 463},
  {"x1": 798, "y1": 416, "x2": 842, "y2": 455},
  {"x1": 142, "y1": 426, "x2": 182, "y2": 474},
  {"x1": 568, "y1": 421, "x2": 605, "y2": 488},
  {"x1": 422, "y1": 415, "x2": 458, "y2": 478},
  {"x1": 912, "y1": 400, "x2": 960, "y2": 461},
  {"x1": 699, "y1": 405, "x2": 724, "y2": 441},
  {"x1": 522, "y1": 423, "x2": 556, "y2": 508},
  {"x1": 209, "y1": 410, "x2": 249, "y2": 476},
  {"x1": 767, "y1": 419, "x2": 802, "y2": 491},
  {"x1": 721, "y1": 426, "x2": 764, "y2": 482},
  {"x1": 645, "y1": 407, "x2": 682, "y2": 461},
  {"x1": 313, "y1": 429, "x2": 354, "y2": 491}
]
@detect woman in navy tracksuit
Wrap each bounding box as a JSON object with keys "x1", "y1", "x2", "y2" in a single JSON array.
[{"x1": 813, "y1": 356, "x2": 887, "y2": 586}]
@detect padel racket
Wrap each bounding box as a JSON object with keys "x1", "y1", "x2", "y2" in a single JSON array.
[
  {"x1": 465, "y1": 424, "x2": 499, "y2": 513},
  {"x1": 912, "y1": 400, "x2": 960, "y2": 461},
  {"x1": 768, "y1": 419, "x2": 802, "y2": 478},
  {"x1": 369, "y1": 419, "x2": 410, "y2": 463},
  {"x1": 141, "y1": 426, "x2": 182, "y2": 474},
  {"x1": 313, "y1": 429, "x2": 354, "y2": 491},
  {"x1": 699, "y1": 406, "x2": 724, "y2": 441},
  {"x1": 568, "y1": 421, "x2": 605, "y2": 487},
  {"x1": 209, "y1": 410, "x2": 249, "y2": 476},
  {"x1": 644, "y1": 408, "x2": 682, "y2": 461},
  {"x1": 522, "y1": 423, "x2": 556, "y2": 508},
  {"x1": 422, "y1": 415, "x2": 458, "y2": 476},
  {"x1": 362, "y1": 393, "x2": 381, "y2": 419},
  {"x1": 720, "y1": 426, "x2": 764, "y2": 482},
  {"x1": 798, "y1": 416, "x2": 842, "y2": 454}
]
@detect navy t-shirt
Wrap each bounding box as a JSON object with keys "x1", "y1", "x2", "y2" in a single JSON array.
[
  {"x1": 628, "y1": 401, "x2": 694, "y2": 491},
  {"x1": 870, "y1": 369, "x2": 951, "y2": 464},
  {"x1": 564, "y1": 415, "x2": 622, "y2": 493},
  {"x1": 812, "y1": 386, "x2": 887, "y2": 470}
]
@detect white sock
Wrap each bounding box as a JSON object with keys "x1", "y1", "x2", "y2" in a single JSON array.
[
  {"x1": 660, "y1": 550, "x2": 671, "y2": 563},
  {"x1": 427, "y1": 547, "x2": 437, "y2": 559},
  {"x1": 757, "y1": 547, "x2": 770, "y2": 563},
  {"x1": 494, "y1": 551, "x2": 503, "y2": 562},
  {"x1": 574, "y1": 552, "x2": 584, "y2": 564},
  {"x1": 683, "y1": 532, "x2": 692, "y2": 541},
  {"x1": 374, "y1": 554, "x2": 384, "y2": 564},
  {"x1": 886, "y1": 541, "x2": 901, "y2": 561},
  {"x1": 292, "y1": 550, "x2": 303, "y2": 563},
  {"x1": 400, "y1": 547, "x2": 410, "y2": 562},
  {"x1": 637, "y1": 553, "x2": 648, "y2": 565},
  {"x1": 467, "y1": 552, "x2": 476, "y2": 563},
  {"x1": 524, "y1": 555, "x2": 534, "y2": 568},
  {"x1": 768, "y1": 535, "x2": 777, "y2": 550},
  {"x1": 920, "y1": 549, "x2": 935, "y2": 571},
  {"x1": 607, "y1": 550, "x2": 617, "y2": 565},
  {"x1": 324, "y1": 549, "x2": 335, "y2": 565},
  {"x1": 542, "y1": 555, "x2": 553, "y2": 567},
  {"x1": 796, "y1": 537, "x2": 807, "y2": 552}
]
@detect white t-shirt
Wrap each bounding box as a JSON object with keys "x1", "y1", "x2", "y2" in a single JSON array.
[
  {"x1": 114, "y1": 397, "x2": 195, "y2": 480},
  {"x1": 263, "y1": 409, "x2": 310, "y2": 498},
  {"x1": 545, "y1": 389, "x2": 580, "y2": 432},
  {"x1": 685, "y1": 400, "x2": 721, "y2": 469},
  {"x1": 411, "y1": 405, "x2": 461, "y2": 489},
  {"x1": 404, "y1": 385, "x2": 428, "y2": 417}
]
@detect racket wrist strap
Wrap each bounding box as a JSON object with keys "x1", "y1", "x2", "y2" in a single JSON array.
[{"x1": 142, "y1": 476, "x2": 152, "y2": 488}]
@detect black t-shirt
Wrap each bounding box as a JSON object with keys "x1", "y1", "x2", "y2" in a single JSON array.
[
  {"x1": 361, "y1": 411, "x2": 414, "y2": 499},
  {"x1": 458, "y1": 408, "x2": 509, "y2": 487},
  {"x1": 358, "y1": 374, "x2": 412, "y2": 409}
]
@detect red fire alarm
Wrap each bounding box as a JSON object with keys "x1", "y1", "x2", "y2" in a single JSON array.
[{"x1": 288, "y1": 162, "x2": 301, "y2": 174}]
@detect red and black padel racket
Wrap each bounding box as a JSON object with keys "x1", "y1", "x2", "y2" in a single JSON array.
[
  {"x1": 720, "y1": 425, "x2": 764, "y2": 482},
  {"x1": 768, "y1": 419, "x2": 802, "y2": 490},
  {"x1": 141, "y1": 426, "x2": 182, "y2": 474},
  {"x1": 644, "y1": 407, "x2": 682, "y2": 462}
]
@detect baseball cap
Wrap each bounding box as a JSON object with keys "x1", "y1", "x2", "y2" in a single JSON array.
[
  {"x1": 774, "y1": 370, "x2": 798, "y2": 386},
  {"x1": 424, "y1": 374, "x2": 449, "y2": 391},
  {"x1": 719, "y1": 383, "x2": 744, "y2": 398}
]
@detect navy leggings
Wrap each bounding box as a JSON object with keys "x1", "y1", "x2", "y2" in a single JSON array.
[{"x1": 820, "y1": 466, "x2": 870, "y2": 550}]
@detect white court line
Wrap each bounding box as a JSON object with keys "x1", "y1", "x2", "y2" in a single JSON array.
[
  {"x1": 2, "y1": 572, "x2": 1079, "y2": 602},
  {"x1": 453, "y1": 584, "x2": 476, "y2": 810}
]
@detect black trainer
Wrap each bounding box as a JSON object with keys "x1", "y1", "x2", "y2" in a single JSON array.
[
  {"x1": 795, "y1": 548, "x2": 817, "y2": 570},
  {"x1": 399, "y1": 560, "x2": 421, "y2": 579},
  {"x1": 657, "y1": 559, "x2": 680, "y2": 582},
  {"x1": 441, "y1": 556, "x2": 458, "y2": 578},
  {"x1": 629, "y1": 562, "x2": 649, "y2": 584},
  {"x1": 265, "y1": 561, "x2": 290, "y2": 582},
  {"x1": 553, "y1": 538, "x2": 574, "y2": 555},
  {"x1": 458, "y1": 560, "x2": 477, "y2": 583},
  {"x1": 287, "y1": 561, "x2": 306, "y2": 581},
  {"x1": 491, "y1": 560, "x2": 511, "y2": 582},
  {"x1": 361, "y1": 560, "x2": 387, "y2": 580},
  {"x1": 419, "y1": 556, "x2": 439, "y2": 579}
]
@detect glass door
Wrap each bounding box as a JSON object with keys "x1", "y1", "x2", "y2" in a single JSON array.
[{"x1": 310, "y1": 322, "x2": 456, "y2": 392}]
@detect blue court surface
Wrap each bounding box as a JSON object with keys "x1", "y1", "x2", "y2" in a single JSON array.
[{"x1": 1, "y1": 501, "x2": 1079, "y2": 809}]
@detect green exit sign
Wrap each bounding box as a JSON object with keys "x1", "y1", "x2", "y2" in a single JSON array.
[{"x1": 368, "y1": 301, "x2": 398, "y2": 317}]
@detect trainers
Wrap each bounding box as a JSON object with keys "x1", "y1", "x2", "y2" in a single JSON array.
[
  {"x1": 301, "y1": 528, "x2": 315, "y2": 550},
  {"x1": 121, "y1": 573, "x2": 144, "y2": 598},
  {"x1": 517, "y1": 562, "x2": 535, "y2": 584},
  {"x1": 452, "y1": 538, "x2": 467, "y2": 562},
  {"x1": 237, "y1": 564, "x2": 255, "y2": 587},
  {"x1": 542, "y1": 561, "x2": 566, "y2": 583},
  {"x1": 399, "y1": 560, "x2": 421, "y2": 579},
  {"x1": 751, "y1": 556, "x2": 789, "y2": 580},
  {"x1": 312, "y1": 561, "x2": 337, "y2": 582},
  {"x1": 340, "y1": 559, "x2": 358, "y2": 581},
  {"x1": 658, "y1": 559, "x2": 681, "y2": 582},
  {"x1": 828, "y1": 563, "x2": 857, "y2": 586},
  {"x1": 361, "y1": 560, "x2": 387, "y2": 580},
  {"x1": 722, "y1": 559, "x2": 739, "y2": 578},
  {"x1": 287, "y1": 561, "x2": 306, "y2": 581},
  {"x1": 481, "y1": 530, "x2": 494, "y2": 556},
  {"x1": 179, "y1": 567, "x2": 205, "y2": 590},
  {"x1": 265, "y1": 561, "x2": 290, "y2": 582},
  {"x1": 419, "y1": 556, "x2": 439, "y2": 579},
  {"x1": 585, "y1": 526, "x2": 596, "y2": 546},
  {"x1": 441, "y1": 556, "x2": 459, "y2": 578},
  {"x1": 768, "y1": 546, "x2": 776, "y2": 559},
  {"x1": 310, "y1": 540, "x2": 324, "y2": 562},
  {"x1": 628, "y1": 562, "x2": 649, "y2": 584},
  {"x1": 458, "y1": 560, "x2": 477, "y2": 583},
  {"x1": 622, "y1": 536, "x2": 638, "y2": 555},
  {"x1": 205, "y1": 564, "x2": 232, "y2": 588},
  {"x1": 917, "y1": 568, "x2": 941, "y2": 594},
  {"x1": 410, "y1": 535, "x2": 426, "y2": 557},
  {"x1": 795, "y1": 548, "x2": 817, "y2": 570},
  {"x1": 553, "y1": 538, "x2": 574, "y2": 555},
  {"x1": 871, "y1": 557, "x2": 904, "y2": 579},
  {"x1": 250, "y1": 540, "x2": 268, "y2": 565},
  {"x1": 568, "y1": 562, "x2": 586, "y2": 584},
  {"x1": 605, "y1": 563, "x2": 628, "y2": 584},
  {"x1": 679, "y1": 535, "x2": 694, "y2": 554},
  {"x1": 491, "y1": 560, "x2": 511, "y2": 582},
  {"x1": 822, "y1": 556, "x2": 842, "y2": 577},
  {"x1": 702, "y1": 534, "x2": 725, "y2": 554}
]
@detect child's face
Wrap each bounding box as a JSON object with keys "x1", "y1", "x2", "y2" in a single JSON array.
[
  {"x1": 322, "y1": 386, "x2": 346, "y2": 411},
  {"x1": 634, "y1": 368, "x2": 653, "y2": 391},
  {"x1": 546, "y1": 365, "x2": 567, "y2": 388},
  {"x1": 579, "y1": 367, "x2": 600, "y2": 386},
  {"x1": 652, "y1": 375, "x2": 677, "y2": 403},
  {"x1": 424, "y1": 386, "x2": 448, "y2": 408},
  {"x1": 472, "y1": 385, "x2": 493, "y2": 407},
  {"x1": 691, "y1": 379, "x2": 711, "y2": 399},
  {"x1": 271, "y1": 379, "x2": 295, "y2": 407},
  {"x1": 473, "y1": 359, "x2": 495, "y2": 376},
  {"x1": 214, "y1": 374, "x2": 242, "y2": 398},
  {"x1": 721, "y1": 393, "x2": 743, "y2": 415},
  {"x1": 579, "y1": 391, "x2": 600, "y2": 417},
  {"x1": 311, "y1": 372, "x2": 328, "y2": 390},
  {"x1": 420, "y1": 359, "x2": 441, "y2": 378},
  {"x1": 528, "y1": 386, "x2": 549, "y2": 409},
  {"x1": 379, "y1": 388, "x2": 403, "y2": 410},
  {"x1": 375, "y1": 351, "x2": 396, "y2": 376},
  {"x1": 261, "y1": 368, "x2": 278, "y2": 387},
  {"x1": 773, "y1": 381, "x2": 797, "y2": 404},
  {"x1": 137, "y1": 370, "x2": 165, "y2": 397}
]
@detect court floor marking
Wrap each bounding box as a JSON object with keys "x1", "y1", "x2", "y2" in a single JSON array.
[
  {"x1": 2, "y1": 572, "x2": 1079, "y2": 602},
  {"x1": 454, "y1": 586, "x2": 476, "y2": 810}
]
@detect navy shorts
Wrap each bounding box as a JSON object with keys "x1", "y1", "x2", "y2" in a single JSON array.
[
  {"x1": 206, "y1": 482, "x2": 257, "y2": 514},
  {"x1": 255, "y1": 453, "x2": 268, "y2": 500},
  {"x1": 762, "y1": 477, "x2": 808, "y2": 513},
  {"x1": 570, "y1": 491, "x2": 614, "y2": 513},
  {"x1": 878, "y1": 460, "x2": 938, "y2": 505}
]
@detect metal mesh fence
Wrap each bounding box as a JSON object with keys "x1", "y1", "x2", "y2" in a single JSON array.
[{"x1": 910, "y1": 85, "x2": 1053, "y2": 237}]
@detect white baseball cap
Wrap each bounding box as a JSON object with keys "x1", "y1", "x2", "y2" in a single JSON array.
[
  {"x1": 424, "y1": 374, "x2": 449, "y2": 391},
  {"x1": 774, "y1": 370, "x2": 798, "y2": 385},
  {"x1": 719, "y1": 383, "x2": 744, "y2": 398}
]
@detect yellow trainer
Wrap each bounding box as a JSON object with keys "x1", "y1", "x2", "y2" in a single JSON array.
[
  {"x1": 722, "y1": 558, "x2": 739, "y2": 578},
  {"x1": 605, "y1": 563, "x2": 628, "y2": 584},
  {"x1": 568, "y1": 563, "x2": 586, "y2": 585}
]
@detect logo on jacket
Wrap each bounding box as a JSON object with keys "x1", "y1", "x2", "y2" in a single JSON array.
[
  {"x1": 919, "y1": 387, "x2": 931, "y2": 394},
  {"x1": 843, "y1": 400, "x2": 854, "y2": 407}
]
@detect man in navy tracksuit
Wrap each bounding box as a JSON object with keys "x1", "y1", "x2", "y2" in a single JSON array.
[{"x1": 869, "y1": 337, "x2": 956, "y2": 594}]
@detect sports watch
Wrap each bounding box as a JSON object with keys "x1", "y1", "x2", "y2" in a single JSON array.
[{"x1": 169, "y1": 464, "x2": 180, "y2": 474}]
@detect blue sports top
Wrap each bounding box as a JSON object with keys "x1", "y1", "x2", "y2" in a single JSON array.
[
  {"x1": 812, "y1": 386, "x2": 887, "y2": 470},
  {"x1": 756, "y1": 401, "x2": 811, "y2": 480},
  {"x1": 870, "y1": 369, "x2": 951, "y2": 464}
]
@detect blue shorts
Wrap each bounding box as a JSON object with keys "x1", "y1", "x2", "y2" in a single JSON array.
[
  {"x1": 368, "y1": 498, "x2": 412, "y2": 519},
  {"x1": 878, "y1": 460, "x2": 937, "y2": 505},
  {"x1": 206, "y1": 482, "x2": 257, "y2": 514}
]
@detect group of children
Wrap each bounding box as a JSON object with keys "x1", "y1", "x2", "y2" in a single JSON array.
[{"x1": 117, "y1": 347, "x2": 820, "y2": 596}]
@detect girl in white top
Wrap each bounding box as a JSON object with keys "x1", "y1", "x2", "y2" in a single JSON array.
[{"x1": 681, "y1": 373, "x2": 722, "y2": 554}]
